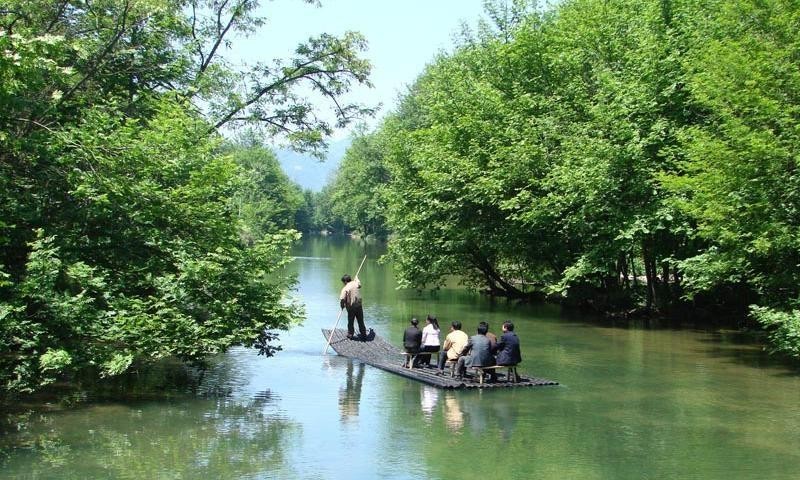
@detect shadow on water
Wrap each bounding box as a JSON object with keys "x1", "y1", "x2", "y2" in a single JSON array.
[
  {"x1": 0, "y1": 346, "x2": 263, "y2": 437},
  {"x1": 529, "y1": 301, "x2": 800, "y2": 378},
  {"x1": 1, "y1": 358, "x2": 205, "y2": 418},
  {"x1": 695, "y1": 330, "x2": 800, "y2": 375}
]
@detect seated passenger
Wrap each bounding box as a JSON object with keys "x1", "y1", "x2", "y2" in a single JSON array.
[
  {"x1": 437, "y1": 321, "x2": 469, "y2": 374},
  {"x1": 456, "y1": 323, "x2": 495, "y2": 379},
  {"x1": 480, "y1": 320, "x2": 498, "y2": 350},
  {"x1": 419, "y1": 314, "x2": 441, "y2": 366},
  {"x1": 495, "y1": 321, "x2": 522, "y2": 366},
  {"x1": 403, "y1": 317, "x2": 423, "y2": 367},
  {"x1": 480, "y1": 320, "x2": 498, "y2": 382}
]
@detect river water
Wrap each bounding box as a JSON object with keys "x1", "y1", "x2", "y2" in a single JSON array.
[{"x1": 2, "y1": 236, "x2": 800, "y2": 479}]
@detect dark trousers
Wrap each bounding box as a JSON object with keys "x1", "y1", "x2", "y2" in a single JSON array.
[
  {"x1": 456, "y1": 356, "x2": 497, "y2": 380},
  {"x1": 418, "y1": 345, "x2": 440, "y2": 366},
  {"x1": 404, "y1": 346, "x2": 420, "y2": 367},
  {"x1": 347, "y1": 304, "x2": 366, "y2": 337},
  {"x1": 437, "y1": 350, "x2": 453, "y2": 371}
]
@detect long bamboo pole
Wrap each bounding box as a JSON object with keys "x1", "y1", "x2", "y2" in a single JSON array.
[{"x1": 323, "y1": 254, "x2": 367, "y2": 355}]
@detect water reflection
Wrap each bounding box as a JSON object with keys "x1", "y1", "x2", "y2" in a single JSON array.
[
  {"x1": 490, "y1": 397, "x2": 520, "y2": 443},
  {"x1": 338, "y1": 361, "x2": 365, "y2": 422},
  {"x1": 195, "y1": 347, "x2": 253, "y2": 397},
  {"x1": 252, "y1": 389, "x2": 278, "y2": 405},
  {"x1": 420, "y1": 386, "x2": 439, "y2": 422},
  {"x1": 0, "y1": 397, "x2": 301, "y2": 479},
  {"x1": 443, "y1": 392, "x2": 465, "y2": 433}
]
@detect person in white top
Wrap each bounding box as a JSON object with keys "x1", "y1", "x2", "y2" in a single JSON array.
[{"x1": 419, "y1": 314, "x2": 441, "y2": 367}]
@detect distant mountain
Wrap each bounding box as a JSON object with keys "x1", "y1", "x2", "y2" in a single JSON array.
[{"x1": 274, "y1": 137, "x2": 352, "y2": 192}]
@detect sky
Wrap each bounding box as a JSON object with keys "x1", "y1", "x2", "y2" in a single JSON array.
[{"x1": 228, "y1": 0, "x2": 488, "y2": 138}]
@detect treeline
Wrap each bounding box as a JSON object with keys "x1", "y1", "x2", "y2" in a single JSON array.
[
  {"x1": 0, "y1": 0, "x2": 371, "y2": 397},
  {"x1": 327, "y1": 0, "x2": 800, "y2": 358},
  {"x1": 312, "y1": 129, "x2": 391, "y2": 238}
]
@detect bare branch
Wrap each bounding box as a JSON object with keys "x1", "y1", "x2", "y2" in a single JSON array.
[
  {"x1": 45, "y1": 1, "x2": 69, "y2": 33},
  {"x1": 306, "y1": 76, "x2": 346, "y2": 119},
  {"x1": 15, "y1": 117, "x2": 57, "y2": 133},
  {"x1": 57, "y1": 0, "x2": 131, "y2": 108},
  {"x1": 210, "y1": 51, "x2": 344, "y2": 131},
  {"x1": 216, "y1": 0, "x2": 231, "y2": 36},
  {"x1": 201, "y1": 0, "x2": 235, "y2": 73},
  {"x1": 191, "y1": 2, "x2": 206, "y2": 68}
]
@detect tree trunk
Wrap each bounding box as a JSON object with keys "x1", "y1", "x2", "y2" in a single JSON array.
[
  {"x1": 470, "y1": 249, "x2": 526, "y2": 298},
  {"x1": 618, "y1": 254, "x2": 629, "y2": 290},
  {"x1": 642, "y1": 239, "x2": 657, "y2": 311}
]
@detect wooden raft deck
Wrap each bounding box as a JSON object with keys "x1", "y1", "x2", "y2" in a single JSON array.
[{"x1": 322, "y1": 328, "x2": 558, "y2": 390}]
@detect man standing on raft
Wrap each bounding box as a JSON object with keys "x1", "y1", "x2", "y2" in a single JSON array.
[{"x1": 340, "y1": 273, "x2": 367, "y2": 340}]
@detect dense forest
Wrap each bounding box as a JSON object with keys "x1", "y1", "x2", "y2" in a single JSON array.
[
  {"x1": 0, "y1": 0, "x2": 371, "y2": 397},
  {"x1": 322, "y1": 0, "x2": 800, "y2": 359}
]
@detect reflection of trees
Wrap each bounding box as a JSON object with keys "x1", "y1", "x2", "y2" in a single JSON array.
[
  {"x1": 0, "y1": 397, "x2": 301, "y2": 479},
  {"x1": 194, "y1": 348, "x2": 253, "y2": 397},
  {"x1": 491, "y1": 396, "x2": 520, "y2": 443},
  {"x1": 339, "y1": 361, "x2": 365, "y2": 422}
]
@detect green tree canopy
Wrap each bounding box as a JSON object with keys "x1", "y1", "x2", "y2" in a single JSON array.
[
  {"x1": 325, "y1": 129, "x2": 390, "y2": 239},
  {"x1": 0, "y1": 0, "x2": 373, "y2": 396},
  {"x1": 329, "y1": 0, "x2": 800, "y2": 358}
]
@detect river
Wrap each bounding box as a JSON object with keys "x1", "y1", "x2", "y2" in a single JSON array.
[{"x1": 2, "y1": 236, "x2": 800, "y2": 479}]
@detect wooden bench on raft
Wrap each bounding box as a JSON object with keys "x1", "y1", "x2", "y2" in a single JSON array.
[
  {"x1": 472, "y1": 365, "x2": 520, "y2": 384},
  {"x1": 400, "y1": 351, "x2": 439, "y2": 370},
  {"x1": 400, "y1": 353, "x2": 458, "y2": 377}
]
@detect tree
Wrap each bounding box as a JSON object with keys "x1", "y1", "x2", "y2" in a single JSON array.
[
  {"x1": 294, "y1": 189, "x2": 318, "y2": 234},
  {"x1": 326, "y1": 129, "x2": 390, "y2": 239},
  {"x1": 224, "y1": 133, "x2": 305, "y2": 243},
  {"x1": 0, "y1": 0, "x2": 373, "y2": 396},
  {"x1": 312, "y1": 184, "x2": 350, "y2": 234},
  {"x1": 1, "y1": 99, "x2": 301, "y2": 394},
  {"x1": 659, "y1": 0, "x2": 800, "y2": 352},
  {"x1": 376, "y1": 0, "x2": 702, "y2": 312}
]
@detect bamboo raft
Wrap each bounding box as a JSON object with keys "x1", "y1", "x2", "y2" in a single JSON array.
[{"x1": 322, "y1": 328, "x2": 558, "y2": 390}]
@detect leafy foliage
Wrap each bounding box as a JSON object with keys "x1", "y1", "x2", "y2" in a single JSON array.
[
  {"x1": 324, "y1": 129, "x2": 390, "y2": 238},
  {"x1": 225, "y1": 133, "x2": 306, "y2": 243},
  {"x1": 0, "y1": 0, "x2": 372, "y2": 396},
  {"x1": 327, "y1": 0, "x2": 800, "y2": 357}
]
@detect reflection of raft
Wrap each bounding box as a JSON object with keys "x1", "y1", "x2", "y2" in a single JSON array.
[{"x1": 322, "y1": 328, "x2": 558, "y2": 390}]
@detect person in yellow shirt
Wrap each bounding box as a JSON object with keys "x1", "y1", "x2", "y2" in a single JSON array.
[{"x1": 436, "y1": 320, "x2": 469, "y2": 375}]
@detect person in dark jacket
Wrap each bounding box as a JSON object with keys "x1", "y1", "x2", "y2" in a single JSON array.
[
  {"x1": 455, "y1": 323, "x2": 495, "y2": 379},
  {"x1": 495, "y1": 321, "x2": 522, "y2": 366},
  {"x1": 403, "y1": 317, "x2": 423, "y2": 367},
  {"x1": 481, "y1": 321, "x2": 497, "y2": 350}
]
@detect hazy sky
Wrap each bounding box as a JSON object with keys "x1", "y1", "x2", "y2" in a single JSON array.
[{"x1": 228, "y1": 0, "x2": 487, "y2": 138}]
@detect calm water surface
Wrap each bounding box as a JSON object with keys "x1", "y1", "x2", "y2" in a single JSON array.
[{"x1": 2, "y1": 236, "x2": 800, "y2": 479}]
